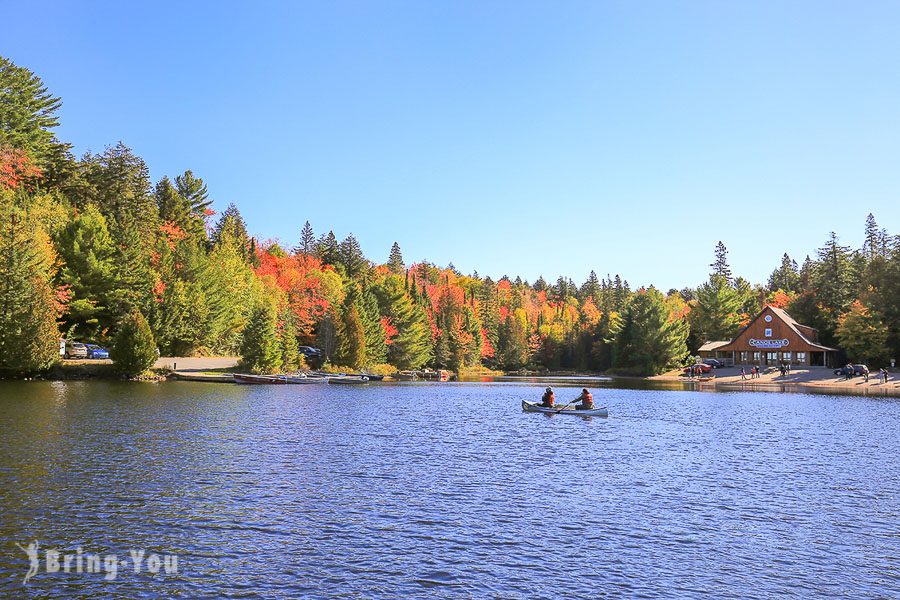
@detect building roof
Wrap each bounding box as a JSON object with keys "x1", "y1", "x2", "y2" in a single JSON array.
[
  {"x1": 719, "y1": 305, "x2": 838, "y2": 352},
  {"x1": 698, "y1": 340, "x2": 731, "y2": 352},
  {"x1": 765, "y1": 306, "x2": 837, "y2": 351}
]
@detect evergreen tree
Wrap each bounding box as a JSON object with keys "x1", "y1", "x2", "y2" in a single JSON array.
[
  {"x1": 316, "y1": 230, "x2": 340, "y2": 265},
  {"x1": 387, "y1": 241, "x2": 405, "y2": 274},
  {"x1": 377, "y1": 276, "x2": 432, "y2": 369},
  {"x1": 211, "y1": 203, "x2": 250, "y2": 257},
  {"x1": 294, "y1": 221, "x2": 316, "y2": 256},
  {"x1": 580, "y1": 270, "x2": 601, "y2": 301},
  {"x1": 710, "y1": 241, "x2": 732, "y2": 283},
  {"x1": 767, "y1": 253, "x2": 800, "y2": 293},
  {"x1": 611, "y1": 287, "x2": 688, "y2": 375},
  {"x1": 174, "y1": 170, "x2": 211, "y2": 219},
  {"x1": 693, "y1": 275, "x2": 743, "y2": 341},
  {"x1": 533, "y1": 276, "x2": 548, "y2": 292},
  {"x1": 339, "y1": 233, "x2": 367, "y2": 279},
  {"x1": 84, "y1": 142, "x2": 157, "y2": 237},
  {"x1": 55, "y1": 204, "x2": 118, "y2": 338},
  {"x1": 813, "y1": 232, "x2": 855, "y2": 340},
  {"x1": 155, "y1": 176, "x2": 192, "y2": 228},
  {"x1": 110, "y1": 309, "x2": 157, "y2": 376},
  {"x1": 240, "y1": 303, "x2": 282, "y2": 374},
  {"x1": 335, "y1": 304, "x2": 366, "y2": 368},
  {"x1": 279, "y1": 308, "x2": 300, "y2": 372},
  {"x1": 0, "y1": 202, "x2": 59, "y2": 374},
  {"x1": 862, "y1": 213, "x2": 888, "y2": 261},
  {"x1": 0, "y1": 56, "x2": 65, "y2": 167}
]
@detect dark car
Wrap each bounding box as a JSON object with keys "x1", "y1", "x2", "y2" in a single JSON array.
[
  {"x1": 702, "y1": 359, "x2": 726, "y2": 369},
  {"x1": 834, "y1": 364, "x2": 868, "y2": 377},
  {"x1": 683, "y1": 363, "x2": 713, "y2": 374},
  {"x1": 299, "y1": 346, "x2": 322, "y2": 358},
  {"x1": 84, "y1": 344, "x2": 110, "y2": 359}
]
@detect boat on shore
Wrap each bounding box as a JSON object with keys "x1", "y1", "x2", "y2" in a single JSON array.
[
  {"x1": 393, "y1": 371, "x2": 417, "y2": 381},
  {"x1": 521, "y1": 399, "x2": 608, "y2": 417},
  {"x1": 280, "y1": 374, "x2": 327, "y2": 384},
  {"x1": 170, "y1": 371, "x2": 235, "y2": 383},
  {"x1": 233, "y1": 374, "x2": 287, "y2": 384},
  {"x1": 328, "y1": 375, "x2": 369, "y2": 385},
  {"x1": 352, "y1": 373, "x2": 384, "y2": 381}
]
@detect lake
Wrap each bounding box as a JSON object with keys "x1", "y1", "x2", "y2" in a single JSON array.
[{"x1": 0, "y1": 380, "x2": 898, "y2": 597}]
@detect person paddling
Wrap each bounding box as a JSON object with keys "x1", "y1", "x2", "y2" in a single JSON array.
[
  {"x1": 540, "y1": 387, "x2": 555, "y2": 407},
  {"x1": 573, "y1": 388, "x2": 594, "y2": 410}
]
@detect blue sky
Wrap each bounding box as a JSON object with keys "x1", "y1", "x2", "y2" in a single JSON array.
[{"x1": 3, "y1": 1, "x2": 899, "y2": 290}]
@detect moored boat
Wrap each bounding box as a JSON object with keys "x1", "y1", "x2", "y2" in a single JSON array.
[
  {"x1": 521, "y1": 399, "x2": 608, "y2": 417},
  {"x1": 393, "y1": 370, "x2": 417, "y2": 381},
  {"x1": 352, "y1": 373, "x2": 384, "y2": 381},
  {"x1": 233, "y1": 373, "x2": 287, "y2": 384},
  {"x1": 170, "y1": 371, "x2": 235, "y2": 383},
  {"x1": 328, "y1": 376, "x2": 369, "y2": 385},
  {"x1": 279, "y1": 374, "x2": 328, "y2": 384}
]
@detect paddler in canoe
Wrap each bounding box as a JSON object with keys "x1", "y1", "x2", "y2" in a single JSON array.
[
  {"x1": 573, "y1": 388, "x2": 594, "y2": 410},
  {"x1": 539, "y1": 387, "x2": 555, "y2": 407}
]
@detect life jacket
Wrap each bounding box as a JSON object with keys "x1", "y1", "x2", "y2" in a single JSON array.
[{"x1": 542, "y1": 391, "x2": 554, "y2": 406}]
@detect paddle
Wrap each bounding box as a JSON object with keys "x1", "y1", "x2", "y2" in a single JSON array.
[{"x1": 555, "y1": 397, "x2": 579, "y2": 414}]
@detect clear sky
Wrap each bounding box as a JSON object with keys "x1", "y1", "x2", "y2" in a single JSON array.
[{"x1": 3, "y1": 1, "x2": 899, "y2": 290}]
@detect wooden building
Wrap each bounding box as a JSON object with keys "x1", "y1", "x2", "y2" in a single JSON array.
[{"x1": 698, "y1": 306, "x2": 837, "y2": 367}]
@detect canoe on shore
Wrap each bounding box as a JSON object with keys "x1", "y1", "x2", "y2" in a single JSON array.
[
  {"x1": 521, "y1": 399, "x2": 608, "y2": 417},
  {"x1": 352, "y1": 373, "x2": 384, "y2": 381},
  {"x1": 233, "y1": 374, "x2": 286, "y2": 384},
  {"x1": 328, "y1": 376, "x2": 369, "y2": 385},
  {"x1": 279, "y1": 375, "x2": 328, "y2": 384},
  {"x1": 170, "y1": 372, "x2": 235, "y2": 383}
]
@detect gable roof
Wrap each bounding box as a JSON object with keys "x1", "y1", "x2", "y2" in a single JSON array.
[
  {"x1": 698, "y1": 340, "x2": 730, "y2": 352},
  {"x1": 720, "y1": 305, "x2": 837, "y2": 352}
]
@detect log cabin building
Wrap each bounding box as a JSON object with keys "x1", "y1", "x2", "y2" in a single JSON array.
[{"x1": 698, "y1": 306, "x2": 838, "y2": 367}]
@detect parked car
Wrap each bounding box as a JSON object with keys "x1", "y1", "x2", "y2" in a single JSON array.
[
  {"x1": 298, "y1": 346, "x2": 322, "y2": 358},
  {"x1": 683, "y1": 363, "x2": 713, "y2": 375},
  {"x1": 703, "y1": 359, "x2": 726, "y2": 369},
  {"x1": 64, "y1": 341, "x2": 88, "y2": 359},
  {"x1": 834, "y1": 364, "x2": 869, "y2": 377},
  {"x1": 84, "y1": 344, "x2": 110, "y2": 359}
]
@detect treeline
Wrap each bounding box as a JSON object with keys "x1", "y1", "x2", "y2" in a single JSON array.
[{"x1": 1, "y1": 56, "x2": 898, "y2": 377}]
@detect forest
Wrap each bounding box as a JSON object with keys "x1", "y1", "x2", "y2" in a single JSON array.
[{"x1": 2, "y1": 56, "x2": 899, "y2": 377}]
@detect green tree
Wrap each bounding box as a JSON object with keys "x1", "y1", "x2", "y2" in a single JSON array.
[
  {"x1": 836, "y1": 300, "x2": 889, "y2": 365},
  {"x1": 710, "y1": 241, "x2": 732, "y2": 283},
  {"x1": 339, "y1": 234, "x2": 367, "y2": 279},
  {"x1": 387, "y1": 241, "x2": 405, "y2": 274},
  {"x1": 376, "y1": 275, "x2": 432, "y2": 369},
  {"x1": 240, "y1": 303, "x2": 282, "y2": 374},
  {"x1": 611, "y1": 287, "x2": 688, "y2": 375},
  {"x1": 55, "y1": 204, "x2": 118, "y2": 338},
  {"x1": 279, "y1": 308, "x2": 300, "y2": 372},
  {"x1": 110, "y1": 310, "x2": 157, "y2": 376},
  {"x1": 294, "y1": 221, "x2": 316, "y2": 256},
  {"x1": 693, "y1": 275, "x2": 743, "y2": 341},
  {"x1": 767, "y1": 253, "x2": 800, "y2": 293},
  {"x1": 0, "y1": 56, "x2": 65, "y2": 167},
  {"x1": 334, "y1": 303, "x2": 366, "y2": 368},
  {"x1": 0, "y1": 200, "x2": 59, "y2": 374}
]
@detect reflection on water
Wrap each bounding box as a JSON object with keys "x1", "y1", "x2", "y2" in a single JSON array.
[{"x1": 0, "y1": 381, "x2": 898, "y2": 597}]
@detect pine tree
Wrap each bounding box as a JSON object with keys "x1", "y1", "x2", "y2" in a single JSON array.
[
  {"x1": 767, "y1": 253, "x2": 800, "y2": 293},
  {"x1": 694, "y1": 274, "x2": 743, "y2": 341},
  {"x1": 339, "y1": 233, "x2": 367, "y2": 279},
  {"x1": 240, "y1": 303, "x2": 282, "y2": 374},
  {"x1": 294, "y1": 221, "x2": 316, "y2": 256},
  {"x1": 155, "y1": 176, "x2": 192, "y2": 229},
  {"x1": 111, "y1": 309, "x2": 157, "y2": 376},
  {"x1": 279, "y1": 308, "x2": 300, "y2": 372},
  {"x1": 387, "y1": 241, "x2": 405, "y2": 273},
  {"x1": 211, "y1": 203, "x2": 250, "y2": 257},
  {"x1": 611, "y1": 287, "x2": 688, "y2": 375},
  {"x1": 0, "y1": 56, "x2": 65, "y2": 168},
  {"x1": 580, "y1": 270, "x2": 601, "y2": 301},
  {"x1": 316, "y1": 230, "x2": 339, "y2": 265},
  {"x1": 0, "y1": 204, "x2": 59, "y2": 374},
  {"x1": 174, "y1": 170, "x2": 211, "y2": 218},
  {"x1": 710, "y1": 241, "x2": 732, "y2": 283},
  {"x1": 377, "y1": 276, "x2": 432, "y2": 369}
]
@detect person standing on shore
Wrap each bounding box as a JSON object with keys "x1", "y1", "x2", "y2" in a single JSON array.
[{"x1": 740, "y1": 367, "x2": 746, "y2": 380}]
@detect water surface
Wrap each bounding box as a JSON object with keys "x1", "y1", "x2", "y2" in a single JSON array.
[{"x1": 0, "y1": 381, "x2": 898, "y2": 597}]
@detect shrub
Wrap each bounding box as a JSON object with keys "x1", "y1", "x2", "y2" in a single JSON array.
[{"x1": 111, "y1": 310, "x2": 157, "y2": 377}]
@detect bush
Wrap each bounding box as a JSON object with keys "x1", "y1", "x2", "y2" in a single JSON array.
[
  {"x1": 111, "y1": 310, "x2": 158, "y2": 377},
  {"x1": 240, "y1": 304, "x2": 282, "y2": 374}
]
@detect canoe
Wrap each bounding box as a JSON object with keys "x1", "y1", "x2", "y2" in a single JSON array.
[
  {"x1": 521, "y1": 399, "x2": 608, "y2": 417},
  {"x1": 279, "y1": 375, "x2": 327, "y2": 384},
  {"x1": 352, "y1": 373, "x2": 385, "y2": 381},
  {"x1": 233, "y1": 374, "x2": 286, "y2": 384},
  {"x1": 170, "y1": 372, "x2": 235, "y2": 383},
  {"x1": 328, "y1": 376, "x2": 369, "y2": 385},
  {"x1": 393, "y1": 371, "x2": 418, "y2": 381}
]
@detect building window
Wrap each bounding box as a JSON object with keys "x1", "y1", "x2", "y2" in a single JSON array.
[
  {"x1": 765, "y1": 328, "x2": 772, "y2": 337},
  {"x1": 783, "y1": 352, "x2": 792, "y2": 363},
  {"x1": 753, "y1": 351, "x2": 760, "y2": 362},
  {"x1": 796, "y1": 352, "x2": 806, "y2": 364},
  {"x1": 739, "y1": 351, "x2": 748, "y2": 363},
  {"x1": 767, "y1": 352, "x2": 778, "y2": 363}
]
